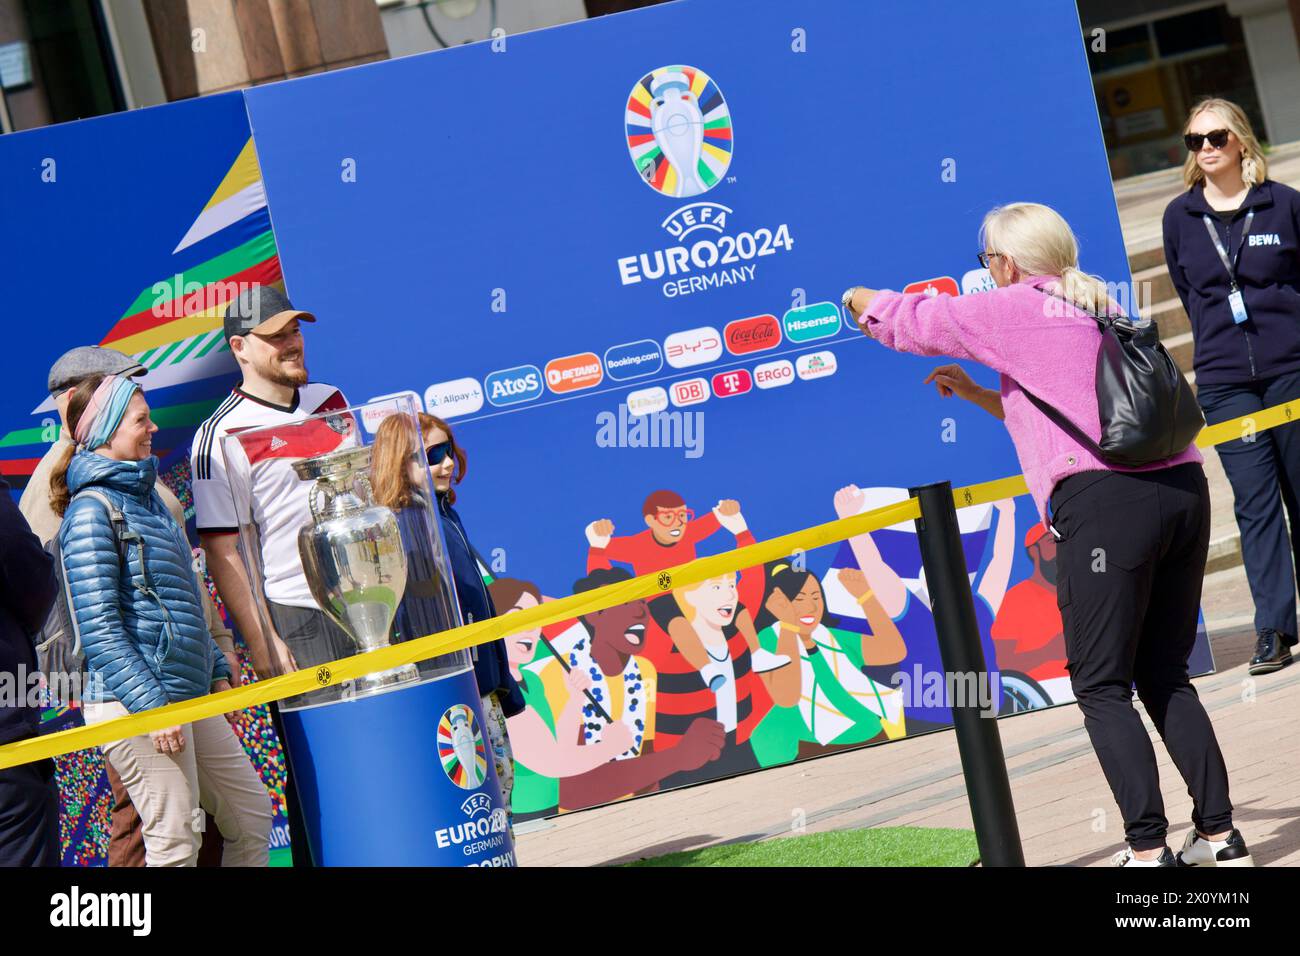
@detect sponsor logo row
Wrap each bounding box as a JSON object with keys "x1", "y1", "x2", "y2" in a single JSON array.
[
  {"x1": 426, "y1": 302, "x2": 844, "y2": 416},
  {"x1": 633, "y1": 351, "x2": 838, "y2": 412}
]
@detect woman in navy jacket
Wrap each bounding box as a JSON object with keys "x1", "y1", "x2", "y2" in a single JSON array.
[
  {"x1": 51, "y1": 373, "x2": 270, "y2": 866},
  {"x1": 370, "y1": 410, "x2": 524, "y2": 818},
  {"x1": 1162, "y1": 97, "x2": 1300, "y2": 676}
]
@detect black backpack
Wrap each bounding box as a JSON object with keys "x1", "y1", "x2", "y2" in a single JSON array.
[
  {"x1": 1016, "y1": 291, "x2": 1205, "y2": 468},
  {"x1": 34, "y1": 489, "x2": 131, "y2": 705}
]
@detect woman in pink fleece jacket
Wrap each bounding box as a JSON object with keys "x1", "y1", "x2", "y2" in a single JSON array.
[{"x1": 845, "y1": 202, "x2": 1251, "y2": 869}]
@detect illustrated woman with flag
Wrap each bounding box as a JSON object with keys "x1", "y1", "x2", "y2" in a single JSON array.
[{"x1": 747, "y1": 561, "x2": 907, "y2": 768}]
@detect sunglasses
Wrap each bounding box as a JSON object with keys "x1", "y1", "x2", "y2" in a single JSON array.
[
  {"x1": 1184, "y1": 129, "x2": 1230, "y2": 152},
  {"x1": 976, "y1": 251, "x2": 1004, "y2": 269},
  {"x1": 652, "y1": 508, "x2": 694, "y2": 527},
  {"x1": 425, "y1": 440, "x2": 455, "y2": 466}
]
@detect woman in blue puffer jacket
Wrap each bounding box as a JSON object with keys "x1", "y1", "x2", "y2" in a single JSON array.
[{"x1": 50, "y1": 373, "x2": 270, "y2": 866}]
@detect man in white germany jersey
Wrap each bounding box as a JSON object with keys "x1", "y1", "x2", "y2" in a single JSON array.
[
  {"x1": 192, "y1": 285, "x2": 357, "y2": 680},
  {"x1": 191, "y1": 285, "x2": 352, "y2": 867}
]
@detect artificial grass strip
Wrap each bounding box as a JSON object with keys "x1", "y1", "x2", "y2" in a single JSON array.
[{"x1": 623, "y1": 826, "x2": 979, "y2": 867}]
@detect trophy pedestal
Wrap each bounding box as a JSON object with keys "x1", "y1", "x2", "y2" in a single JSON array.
[
  {"x1": 352, "y1": 662, "x2": 420, "y2": 695},
  {"x1": 279, "y1": 667, "x2": 515, "y2": 866}
]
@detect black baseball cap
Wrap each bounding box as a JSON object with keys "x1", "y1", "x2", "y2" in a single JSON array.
[{"x1": 223, "y1": 285, "x2": 316, "y2": 342}]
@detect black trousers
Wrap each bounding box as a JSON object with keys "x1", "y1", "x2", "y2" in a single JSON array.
[
  {"x1": 1196, "y1": 369, "x2": 1300, "y2": 641},
  {"x1": 0, "y1": 756, "x2": 60, "y2": 866},
  {"x1": 1050, "y1": 462, "x2": 1232, "y2": 850}
]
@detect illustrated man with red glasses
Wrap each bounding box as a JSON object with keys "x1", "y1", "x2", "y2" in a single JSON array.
[
  {"x1": 586, "y1": 490, "x2": 769, "y2": 672},
  {"x1": 585, "y1": 489, "x2": 749, "y2": 576}
]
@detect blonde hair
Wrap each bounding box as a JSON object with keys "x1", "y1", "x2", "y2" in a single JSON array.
[
  {"x1": 1181, "y1": 97, "x2": 1267, "y2": 189},
  {"x1": 980, "y1": 202, "x2": 1115, "y2": 315}
]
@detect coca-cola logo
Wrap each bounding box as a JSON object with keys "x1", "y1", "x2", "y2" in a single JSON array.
[{"x1": 724, "y1": 314, "x2": 781, "y2": 355}]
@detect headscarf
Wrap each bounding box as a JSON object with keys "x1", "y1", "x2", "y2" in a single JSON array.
[{"x1": 74, "y1": 374, "x2": 142, "y2": 451}]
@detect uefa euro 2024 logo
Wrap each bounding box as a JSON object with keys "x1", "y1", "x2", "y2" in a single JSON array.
[
  {"x1": 438, "y1": 703, "x2": 488, "y2": 790},
  {"x1": 626, "y1": 66, "x2": 733, "y2": 198}
]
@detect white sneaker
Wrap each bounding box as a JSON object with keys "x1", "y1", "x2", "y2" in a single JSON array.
[
  {"x1": 1110, "y1": 846, "x2": 1176, "y2": 867},
  {"x1": 1175, "y1": 829, "x2": 1254, "y2": 867},
  {"x1": 750, "y1": 648, "x2": 792, "y2": 673}
]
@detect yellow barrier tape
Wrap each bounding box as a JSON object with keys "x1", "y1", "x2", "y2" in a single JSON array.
[
  {"x1": 1195, "y1": 397, "x2": 1300, "y2": 449},
  {"x1": 2, "y1": 397, "x2": 1296, "y2": 770},
  {"x1": 2, "y1": 495, "x2": 921, "y2": 769}
]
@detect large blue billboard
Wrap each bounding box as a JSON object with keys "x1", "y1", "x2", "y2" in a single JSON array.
[{"x1": 241, "y1": 0, "x2": 1213, "y2": 819}]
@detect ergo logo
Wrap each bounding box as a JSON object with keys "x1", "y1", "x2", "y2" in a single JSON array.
[{"x1": 753, "y1": 359, "x2": 794, "y2": 389}]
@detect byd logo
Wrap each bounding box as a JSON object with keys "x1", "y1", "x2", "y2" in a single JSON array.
[
  {"x1": 724, "y1": 314, "x2": 781, "y2": 355},
  {"x1": 664, "y1": 326, "x2": 723, "y2": 369},
  {"x1": 485, "y1": 365, "x2": 543, "y2": 407}
]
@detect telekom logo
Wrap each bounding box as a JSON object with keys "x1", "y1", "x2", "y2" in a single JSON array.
[{"x1": 711, "y1": 368, "x2": 752, "y2": 397}]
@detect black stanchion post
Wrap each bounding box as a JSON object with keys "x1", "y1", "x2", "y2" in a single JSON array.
[{"x1": 909, "y1": 480, "x2": 1025, "y2": 867}]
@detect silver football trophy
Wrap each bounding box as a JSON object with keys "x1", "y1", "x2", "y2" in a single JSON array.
[{"x1": 293, "y1": 445, "x2": 419, "y2": 694}]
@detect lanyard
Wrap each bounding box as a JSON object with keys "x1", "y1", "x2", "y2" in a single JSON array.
[{"x1": 1202, "y1": 208, "x2": 1255, "y2": 291}]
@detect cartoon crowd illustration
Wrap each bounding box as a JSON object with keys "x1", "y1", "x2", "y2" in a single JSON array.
[{"x1": 489, "y1": 484, "x2": 1071, "y2": 820}]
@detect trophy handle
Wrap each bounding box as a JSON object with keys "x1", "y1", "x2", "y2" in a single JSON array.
[
  {"x1": 309, "y1": 480, "x2": 336, "y2": 523},
  {"x1": 353, "y1": 473, "x2": 375, "y2": 505}
]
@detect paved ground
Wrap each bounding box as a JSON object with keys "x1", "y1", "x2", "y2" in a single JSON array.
[{"x1": 515, "y1": 564, "x2": 1299, "y2": 867}]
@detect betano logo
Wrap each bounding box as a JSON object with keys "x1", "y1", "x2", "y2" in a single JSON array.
[
  {"x1": 484, "y1": 365, "x2": 543, "y2": 408},
  {"x1": 545, "y1": 353, "x2": 604, "y2": 394},
  {"x1": 626, "y1": 66, "x2": 733, "y2": 198}
]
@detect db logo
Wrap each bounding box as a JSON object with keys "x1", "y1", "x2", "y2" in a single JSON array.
[
  {"x1": 670, "y1": 378, "x2": 709, "y2": 407},
  {"x1": 711, "y1": 369, "x2": 752, "y2": 397},
  {"x1": 723, "y1": 315, "x2": 781, "y2": 355},
  {"x1": 903, "y1": 276, "x2": 959, "y2": 298},
  {"x1": 753, "y1": 359, "x2": 794, "y2": 389},
  {"x1": 664, "y1": 327, "x2": 723, "y2": 369},
  {"x1": 544, "y1": 352, "x2": 603, "y2": 394}
]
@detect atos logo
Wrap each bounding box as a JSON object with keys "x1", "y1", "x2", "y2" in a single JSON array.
[
  {"x1": 724, "y1": 314, "x2": 781, "y2": 356},
  {"x1": 664, "y1": 326, "x2": 723, "y2": 369},
  {"x1": 484, "y1": 365, "x2": 543, "y2": 407},
  {"x1": 711, "y1": 368, "x2": 752, "y2": 397}
]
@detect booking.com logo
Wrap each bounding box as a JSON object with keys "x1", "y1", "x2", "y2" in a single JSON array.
[{"x1": 625, "y1": 65, "x2": 733, "y2": 198}]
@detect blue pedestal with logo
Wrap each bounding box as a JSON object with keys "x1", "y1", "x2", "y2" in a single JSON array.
[{"x1": 280, "y1": 669, "x2": 515, "y2": 866}]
